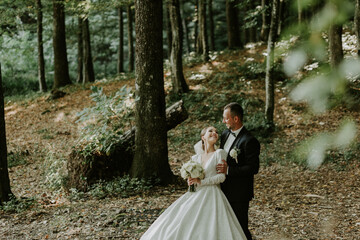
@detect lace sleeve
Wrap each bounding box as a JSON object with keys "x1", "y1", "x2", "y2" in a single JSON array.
[{"x1": 199, "y1": 150, "x2": 226, "y2": 186}]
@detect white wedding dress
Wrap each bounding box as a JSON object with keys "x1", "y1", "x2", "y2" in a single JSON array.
[{"x1": 140, "y1": 149, "x2": 247, "y2": 240}]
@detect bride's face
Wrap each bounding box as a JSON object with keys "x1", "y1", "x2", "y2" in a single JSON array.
[{"x1": 203, "y1": 127, "x2": 218, "y2": 144}]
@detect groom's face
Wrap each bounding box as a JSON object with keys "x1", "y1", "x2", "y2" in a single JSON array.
[{"x1": 222, "y1": 108, "x2": 236, "y2": 130}]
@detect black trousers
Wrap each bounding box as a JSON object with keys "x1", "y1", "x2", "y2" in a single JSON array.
[{"x1": 230, "y1": 200, "x2": 252, "y2": 240}]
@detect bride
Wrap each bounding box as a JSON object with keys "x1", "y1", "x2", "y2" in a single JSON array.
[{"x1": 140, "y1": 126, "x2": 247, "y2": 240}]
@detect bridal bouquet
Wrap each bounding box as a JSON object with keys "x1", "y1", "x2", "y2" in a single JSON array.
[{"x1": 180, "y1": 160, "x2": 205, "y2": 192}]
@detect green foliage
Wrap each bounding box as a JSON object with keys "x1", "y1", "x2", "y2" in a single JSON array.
[
  {"x1": 69, "y1": 175, "x2": 157, "y2": 200},
  {"x1": 43, "y1": 151, "x2": 67, "y2": 191},
  {"x1": 7, "y1": 150, "x2": 28, "y2": 168},
  {"x1": 75, "y1": 85, "x2": 135, "y2": 157},
  {"x1": 183, "y1": 52, "x2": 205, "y2": 67},
  {"x1": 0, "y1": 195, "x2": 36, "y2": 213}
]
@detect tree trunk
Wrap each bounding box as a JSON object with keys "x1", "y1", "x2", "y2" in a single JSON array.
[
  {"x1": 169, "y1": 0, "x2": 189, "y2": 95},
  {"x1": 260, "y1": 0, "x2": 271, "y2": 41},
  {"x1": 297, "y1": 0, "x2": 302, "y2": 25},
  {"x1": 36, "y1": 0, "x2": 47, "y2": 92},
  {"x1": 248, "y1": 1, "x2": 257, "y2": 43},
  {"x1": 117, "y1": 7, "x2": 124, "y2": 73},
  {"x1": 131, "y1": 0, "x2": 174, "y2": 183},
  {"x1": 180, "y1": 0, "x2": 191, "y2": 53},
  {"x1": 277, "y1": 0, "x2": 285, "y2": 36},
  {"x1": 0, "y1": 63, "x2": 13, "y2": 205},
  {"x1": 76, "y1": 17, "x2": 83, "y2": 83},
  {"x1": 165, "y1": 3, "x2": 172, "y2": 60},
  {"x1": 355, "y1": 0, "x2": 360, "y2": 56},
  {"x1": 265, "y1": 0, "x2": 280, "y2": 126},
  {"x1": 52, "y1": 0, "x2": 71, "y2": 89},
  {"x1": 329, "y1": 23, "x2": 343, "y2": 68},
  {"x1": 127, "y1": 5, "x2": 135, "y2": 72},
  {"x1": 194, "y1": 0, "x2": 199, "y2": 52},
  {"x1": 197, "y1": 0, "x2": 209, "y2": 61},
  {"x1": 82, "y1": 18, "x2": 95, "y2": 83},
  {"x1": 67, "y1": 100, "x2": 188, "y2": 191},
  {"x1": 226, "y1": 0, "x2": 242, "y2": 49},
  {"x1": 208, "y1": 0, "x2": 215, "y2": 51}
]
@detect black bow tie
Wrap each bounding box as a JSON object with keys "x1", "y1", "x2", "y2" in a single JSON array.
[{"x1": 229, "y1": 130, "x2": 236, "y2": 137}]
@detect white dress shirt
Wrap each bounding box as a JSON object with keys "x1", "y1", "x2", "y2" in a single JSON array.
[{"x1": 223, "y1": 126, "x2": 243, "y2": 153}]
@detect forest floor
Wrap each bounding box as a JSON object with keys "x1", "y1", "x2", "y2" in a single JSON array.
[{"x1": 1, "y1": 42, "x2": 360, "y2": 240}]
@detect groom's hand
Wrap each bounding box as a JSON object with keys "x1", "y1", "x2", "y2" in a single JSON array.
[{"x1": 216, "y1": 160, "x2": 228, "y2": 174}]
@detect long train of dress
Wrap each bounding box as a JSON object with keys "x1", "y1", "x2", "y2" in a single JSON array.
[{"x1": 140, "y1": 149, "x2": 247, "y2": 240}]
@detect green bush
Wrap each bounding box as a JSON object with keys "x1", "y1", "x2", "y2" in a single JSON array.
[
  {"x1": 0, "y1": 195, "x2": 36, "y2": 213},
  {"x1": 75, "y1": 85, "x2": 135, "y2": 157}
]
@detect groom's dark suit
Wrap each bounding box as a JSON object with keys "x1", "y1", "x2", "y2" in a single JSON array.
[{"x1": 220, "y1": 127, "x2": 260, "y2": 240}]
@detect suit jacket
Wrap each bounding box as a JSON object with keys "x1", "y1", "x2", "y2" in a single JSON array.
[{"x1": 220, "y1": 127, "x2": 260, "y2": 202}]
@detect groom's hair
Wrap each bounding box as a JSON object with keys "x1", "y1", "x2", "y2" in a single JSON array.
[{"x1": 224, "y1": 102, "x2": 243, "y2": 122}]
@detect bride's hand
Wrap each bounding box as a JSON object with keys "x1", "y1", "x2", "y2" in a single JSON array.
[{"x1": 188, "y1": 177, "x2": 201, "y2": 185}]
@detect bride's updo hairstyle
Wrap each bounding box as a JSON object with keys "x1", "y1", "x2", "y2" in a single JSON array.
[{"x1": 200, "y1": 127, "x2": 208, "y2": 150}]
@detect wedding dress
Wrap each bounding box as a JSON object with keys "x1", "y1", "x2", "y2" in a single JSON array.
[{"x1": 140, "y1": 149, "x2": 247, "y2": 240}]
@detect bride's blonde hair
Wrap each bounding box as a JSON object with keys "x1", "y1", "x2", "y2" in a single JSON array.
[{"x1": 200, "y1": 126, "x2": 213, "y2": 150}]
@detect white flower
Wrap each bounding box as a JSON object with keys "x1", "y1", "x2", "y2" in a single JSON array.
[
  {"x1": 229, "y1": 148, "x2": 239, "y2": 163},
  {"x1": 180, "y1": 160, "x2": 205, "y2": 180}
]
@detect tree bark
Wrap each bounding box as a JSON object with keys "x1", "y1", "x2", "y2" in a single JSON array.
[
  {"x1": 36, "y1": 0, "x2": 47, "y2": 92},
  {"x1": 82, "y1": 18, "x2": 95, "y2": 83},
  {"x1": 52, "y1": 0, "x2": 71, "y2": 89},
  {"x1": 131, "y1": 0, "x2": 174, "y2": 183},
  {"x1": 208, "y1": 0, "x2": 215, "y2": 51},
  {"x1": 194, "y1": 0, "x2": 199, "y2": 51},
  {"x1": 0, "y1": 63, "x2": 13, "y2": 205},
  {"x1": 197, "y1": 0, "x2": 209, "y2": 61},
  {"x1": 226, "y1": 0, "x2": 242, "y2": 49},
  {"x1": 76, "y1": 17, "x2": 83, "y2": 83},
  {"x1": 127, "y1": 5, "x2": 135, "y2": 72},
  {"x1": 354, "y1": 0, "x2": 360, "y2": 56},
  {"x1": 165, "y1": 3, "x2": 172, "y2": 59},
  {"x1": 117, "y1": 7, "x2": 124, "y2": 73},
  {"x1": 169, "y1": 0, "x2": 189, "y2": 95},
  {"x1": 329, "y1": 23, "x2": 343, "y2": 68},
  {"x1": 265, "y1": 0, "x2": 280, "y2": 126},
  {"x1": 180, "y1": 0, "x2": 191, "y2": 53},
  {"x1": 260, "y1": 0, "x2": 271, "y2": 41}
]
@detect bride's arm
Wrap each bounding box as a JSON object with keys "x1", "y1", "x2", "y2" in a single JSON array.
[{"x1": 199, "y1": 173, "x2": 225, "y2": 186}]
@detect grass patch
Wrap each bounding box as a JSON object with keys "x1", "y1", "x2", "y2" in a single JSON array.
[
  {"x1": 0, "y1": 195, "x2": 37, "y2": 213},
  {"x1": 7, "y1": 150, "x2": 28, "y2": 168}
]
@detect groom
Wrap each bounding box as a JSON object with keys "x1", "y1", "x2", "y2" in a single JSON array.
[{"x1": 216, "y1": 102, "x2": 260, "y2": 240}]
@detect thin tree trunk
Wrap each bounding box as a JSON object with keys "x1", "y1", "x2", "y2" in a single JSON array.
[
  {"x1": 180, "y1": 0, "x2": 191, "y2": 53},
  {"x1": 226, "y1": 0, "x2": 241, "y2": 49},
  {"x1": 52, "y1": 0, "x2": 71, "y2": 89},
  {"x1": 354, "y1": 0, "x2": 360, "y2": 56},
  {"x1": 36, "y1": 0, "x2": 47, "y2": 92},
  {"x1": 169, "y1": 0, "x2": 189, "y2": 95},
  {"x1": 329, "y1": 23, "x2": 343, "y2": 68},
  {"x1": 165, "y1": 3, "x2": 172, "y2": 59},
  {"x1": 197, "y1": 0, "x2": 209, "y2": 61},
  {"x1": 277, "y1": 0, "x2": 284, "y2": 36},
  {"x1": 117, "y1": 7, "x2": 124, "y2": 73},
  {"x1": 265, "y1": 0, "x2": 280, "y2": 126},
  {"x1": 194, "y1": 0, "x2": 198, "y2": 52},
  {"x1": 208, "y1": 0, "x2": 215, "y2": 51},
  {"x1": 261, "y1": 0, "x2": 270, "y2": 41},
  {"x1": 0, "y1": 63, "x2": 13, "y2": 205},
  {"x1": 131, "y1": 0, "x2": 173, "y2": 183},
  {"x1": 127, "y1": 5, "x2": 135, "y2": 72},
  {"x1": 297, "y1": 0, "x2": 302, "y2": 25},
  {"x1": 82, "y1": 18, "x2": 95, "y2": 83},
  {"x1": 76, "y1": 17, "x2": 83, "y2": 83}
]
